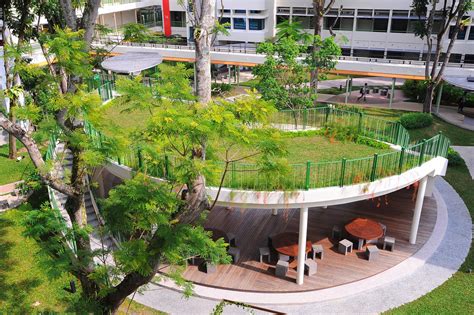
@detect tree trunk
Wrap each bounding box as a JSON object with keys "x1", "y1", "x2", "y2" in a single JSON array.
[
  {"x1": 423, "y1": 83, "x2": 436, "y2": 113},
  {"x1": 59, "y1": 0, "x2": 78, "y2": 30},
  {"x1": 8, "y1": 110, "x2": 16, "y2": 159},
  {"x1": 81, "y1": 0, "x2": 101, "y2": 45},
  {"x1": 193, "y1": 0, "x2": 215, "y2": 104},
  {"x1": 310, "y1": 1, "x2": 323, "y2": 95}
]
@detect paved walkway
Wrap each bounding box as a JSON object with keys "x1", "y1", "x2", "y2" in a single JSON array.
[
  {"x1": 133, "y1": 178, "x2": 471, "y2": 314},
  {"x1": 319, "y1": 77, "x2": 405, "y2": 90},
  {"x1": 436, "y1": 107, "x2": 474, "y2": 131},
  {"x1": 452, "y1": 146, "x2": 474, "y2": 179}
]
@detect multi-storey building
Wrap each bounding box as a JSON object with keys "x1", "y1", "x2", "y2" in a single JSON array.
[{"x1": 96, "y1": 0, "x2": 474, "y2": 64}]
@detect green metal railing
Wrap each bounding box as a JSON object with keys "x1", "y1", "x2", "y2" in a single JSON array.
[
  {"x1": 83, "y1": 82, "x2": 450, "y2": 191},
  {"x1": 84, "y1": 118, "x2": 450, "y2": 191}
]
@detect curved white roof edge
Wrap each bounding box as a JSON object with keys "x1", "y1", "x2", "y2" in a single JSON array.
[{"x1": 104, "y1": 157, "x2": 448, "y2": 209}]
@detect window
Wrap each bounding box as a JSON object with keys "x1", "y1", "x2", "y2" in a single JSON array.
[
  {"x1": 249, "y1": 19, "x2": 265, "y2": 30},
  {"x1": 449, "y1": 54, "x2": 462, "y2": 63},
  {"x1": 234, "y1": 10, "x2": 246, "y2": 14},
  {"x1": 356, "y1": 18, "x2": 388, "y2": 32},
  {"x1": 219, "y1": 17, "x2": 231, "y2": 29},
  {"x1": 324, "y1": 17, "x2": 353, "y2": 31},
  {"x1": 277, "y1": 7, "x2": 290, "y2": 14},
  {"x1": 294, "y1": 16, "x2": 312, "y2": 29},
  {"x1": 221, "y1": 9, "x2": 230, "y2": 14},
  {"x1": 387, "y1": 50, "x2": 419, "y2": 60},
  {"x1": 374, "y1": 10, "x2": 389, "y2": 17},
  {"x1": 293, "y1": 7, "x2": 307, "y2": 15},
  {"x1": 170, "y1": 11, "x2": 186, "y2": 27},
  {"x1": 277, "y1": 15, "x2": 290, "y2": 24},
  {"x1": 469, "y1": 27, "x2": 474, "y2": 40},
  {"x1": 233, "y1": 18, "x2": 246, "y2": 30},
  {"x1": 341, "y1": 48, "x2": 351, "y2": 56},
  {"x1": 357, "y1": 9, "x2": 372, "y2": 17},
  {"x1": 464, "y1": 54, "x2": 474, "y2": 64},
  {"x1": 249, "y1": 10, "x2": 262, "y2": 14},
  {"x1": 392, "y1": 10, "x2": 409, "y2": 17},
  {"x1": 391, "y1": 19, "x2": 409, "y2": 33},
  {"x1": 450, "y1": 26, "x2": 467, "y2": 39}
]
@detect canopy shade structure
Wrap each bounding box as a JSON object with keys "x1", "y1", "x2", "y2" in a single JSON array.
[
  {"x1": 442, "y1": 75, "x2": 474, "y2": 92},
  {"x1": 101, "y1": 52, "x2": 163, "y2": 75}
]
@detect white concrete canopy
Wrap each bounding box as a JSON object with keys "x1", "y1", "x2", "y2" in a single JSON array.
[{"x1": 101, "y1": 52, "x2": 163, "y2": 75}]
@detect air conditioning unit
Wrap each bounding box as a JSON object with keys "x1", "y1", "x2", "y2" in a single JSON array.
[{"x1": 467, "y1": 76, "x2": 474, "y2": 82}]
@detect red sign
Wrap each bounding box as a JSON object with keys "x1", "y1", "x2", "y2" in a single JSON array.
[{"x1": 162, "y1": 0, "x2": 171, "y2": 37}]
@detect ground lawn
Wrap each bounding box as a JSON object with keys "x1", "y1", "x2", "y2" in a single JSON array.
[
  {"x1": 386, "y1": 119, "x2": 474, "y2": 313},
  {"x1": 0, "y1": 144, "x2": 33, "y2": 186},
  {"x1": 0, "y1": 199, "x2": 163, "y2": 314}
]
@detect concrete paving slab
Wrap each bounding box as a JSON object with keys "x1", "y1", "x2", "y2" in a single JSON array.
[{"x1": 452, "y1": 146, "x2": 474, "y2": 179}]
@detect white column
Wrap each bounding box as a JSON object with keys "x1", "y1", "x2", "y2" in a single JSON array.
[
  {"x1": 272, "y1": 209, "x2": 278, "y2": 216},
  {"x1": 296, "y1": 207, "x2": 309, "y2": 285},
  {"x1": 409, "y1": 176, "x2": 428, "y2": 244}
]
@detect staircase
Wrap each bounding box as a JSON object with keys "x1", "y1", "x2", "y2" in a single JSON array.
[{"x1": 49, "y1": 142, "x2": 116, "y2": 260}]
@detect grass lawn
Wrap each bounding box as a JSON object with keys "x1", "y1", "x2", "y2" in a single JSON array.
[
  {"x1": 0, "y1": 198, "x2": 163, "y2": 314},
  {"x1": 386, "y1": 118, "x2": 474, "y2": 313},
  {"x1": 103, "y1": 100, "x2": 391, "y2": 164},
  {"x1": 0, "y1": 144, "x2": 33, "y2": 186}
]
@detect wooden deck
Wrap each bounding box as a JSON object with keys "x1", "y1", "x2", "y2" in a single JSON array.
[{"x1": 181, "y1": 187, "x2": 437, "y2": 292}]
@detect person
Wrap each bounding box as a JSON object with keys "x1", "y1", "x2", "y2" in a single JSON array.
[
  {"x1": 458, "y1": 92, "x2": 467, "y2": 113},
  {"x1": 357, "y1": 83, "x2": 368, "y2": 102}
]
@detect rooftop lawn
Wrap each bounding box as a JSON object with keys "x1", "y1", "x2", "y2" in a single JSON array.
[{"x1": 102, "y1": 100, "x2": 392, "y2": 164}]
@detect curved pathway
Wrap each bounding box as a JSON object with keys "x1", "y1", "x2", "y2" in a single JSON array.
[{"x1": 132, "y1": 178, "x2": 471, "y2": 314}]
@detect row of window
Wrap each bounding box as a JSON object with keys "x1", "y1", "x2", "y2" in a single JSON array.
[
  {"x1": 342, "y1": 48, "x2": 474, "y2": 63},
  {"x1": 276, "y1": 14, "x2": 474, "y2": 36},
  {"x1": 220, "y1": 17, "x2": 265, "y2": 31}
]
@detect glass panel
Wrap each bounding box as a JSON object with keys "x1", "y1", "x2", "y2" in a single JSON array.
[
  {"x1": 293, "y1": 7, "x2": 307, "y2": 15},
  {"x1": 374, "y1": 19, "x2": 388, "y2": 32},
  {"x1": 277, "y1": 7, "x2": 290, "y2": 14},
  {"x1": 391, "y1": 19, "x2": 408, "y2": 33},
  {"x1": 357, "y1": 9, "x2": 372, "y2": 17},
  {"x1": 233, "y1": 18, "x2": 246, "y2": 30},
  {"x1": 277, "y1": 15, "x2": 290, "y2": 24},
  {"x1": 234, "y1": 9, "x2": 246, "y2": 14},
  {"x1": 220, "y1": 17, "x2": 231, "y2": 29},
  {"x1": 356, "y1": 18, "x2": 373, "y2": 31},
  {"x1": 249, "y1": 19, "x2": 265, "y2": 30},
  {"x1": 469, "y1": 27, "x2": 474, "y2": 40},
  {"x1": 392, "y1": 10, "x2": 409, "y2": 17},
  {"x1": 464, "y1": 54, "x2": 474, "y2": 63}
]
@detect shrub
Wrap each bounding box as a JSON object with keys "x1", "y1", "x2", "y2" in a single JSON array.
[
  {"x1": 447, "y1": 148, "x2": 465, "y2": 166},
  {"x1": 356, "y1": 136, "x2": 390, "y2": 149},
  {"x1": 399, "y1": 113, "x2": 433, "y2": 129},
  {"x1": 211, "y1": 83, "x2": 232, "y2": 96},
  {"x1": 402, "y1": 80, "x2": 474, "y2": 107}
]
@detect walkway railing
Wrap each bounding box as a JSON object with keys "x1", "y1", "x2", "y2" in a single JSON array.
[
  {"x1": 93, "y1": 37, "x2": 474, "y2": 69},
  {"x1": 83, "y1": 105, "x2": 450, "y2": 191}
]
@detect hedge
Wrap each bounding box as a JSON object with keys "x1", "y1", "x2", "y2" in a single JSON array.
[
  {"x1": 402, "y1": 80, "x2": 474, "y2": 107},
  {"x1": 399, "y1": 112, "x2": 433, "y2": 129}
]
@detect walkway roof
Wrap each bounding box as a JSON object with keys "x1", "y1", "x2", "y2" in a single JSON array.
[
  {"x1": 443, "y1": 75, "x2": 474, "y2": 91},
  {"x1": 101, "y1": 52, "x2": 163, "y2": 75}
]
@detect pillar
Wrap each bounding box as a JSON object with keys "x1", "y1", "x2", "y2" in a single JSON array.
[
  {"x1": 162, "y1": 0, "x2": 171, "y2": 37},
  {"x1": 113, "y1": 12, "x2": 118, "y2": 33},
  {"x1": 409, "y1": 176, "x2": 428, "y2": 244},
  {"x1": 296, "y1": 207, "x2": 309, "y2": 285},
  {"x1": 389, "y1": 78, "x2": 396, "y2": 109},
  {"x1": 344, "y1": 76, "x2": 350, "y2": 104},
  {"x1": 272, "y1": 209, "x2": 278, "y2": 216},
  {"x1": 435, "y1": 82, "x2": 444, "y2": 114},
  {"x1": 237, "y1": 67, "x2": 240, "y2": 85},
  {"x1": 228, "y1": 66, "x2": 232, "y2": 84}
]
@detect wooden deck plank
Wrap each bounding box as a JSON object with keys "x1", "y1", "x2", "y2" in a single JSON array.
[{"x1": 178, "y1": 187, "x2": 437, "y2": 292}]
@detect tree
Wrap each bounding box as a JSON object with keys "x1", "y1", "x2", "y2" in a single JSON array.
[
  {"x1": 310, "y1": 0, "x2": 336, "y2": 93},
  {"x1": 2, "y1": 0, "x2": 36, "y2": 159},
  {"x1": 254, "y1": 23, "x2": 340, "y2": 116},
  {"x1": 412, "y1": 0, "x2": 472, "y2": 113},
  {"x1": 121, "y1": 23, "x2": 151, "y2": 42}
]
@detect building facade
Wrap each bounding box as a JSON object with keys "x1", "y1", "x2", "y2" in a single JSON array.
[{"x1": 80, "y1": 1, "x2": 474, "y2": 64}]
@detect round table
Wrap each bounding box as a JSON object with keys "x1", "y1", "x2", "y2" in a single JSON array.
[
  {"x1": 272, "y1": 232, "x2": 312, "y2": 257},
  {"x1": 205, "y1": 228, "x2": 229, "y2": 243},
  {"x1": 344, "y1": 218, "x2": 384, "y2": 241}
]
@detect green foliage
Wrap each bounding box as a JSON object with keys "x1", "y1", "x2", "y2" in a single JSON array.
[
  {"x1": 399, "y1": 112, "x2": 433, "y2": 129},
  {"x1": 447, "y1": 148, "x2": 465, "y2": 166},
  {"x1": 402, "y1": 79, "x2": 474, "y2": 107},
  {"x1": 211, "y1": 83, "x2": 232, "y2": 96},
  {"x1": 122, "y1": 23, "x2": 151, "y2": 42},
  {"x1": 101, "y1": 174, "x2": 230, "y2": 271},
  {"x1": 356, "y1": 136, "x2": 390, "y2": 149},
  {"x1": 254, "y1": 37, "x2": 315, "y2": 111}
]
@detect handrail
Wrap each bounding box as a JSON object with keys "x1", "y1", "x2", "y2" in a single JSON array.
[{"x1": 92, "y1": 37, "x2": 474, "y2": 69}]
